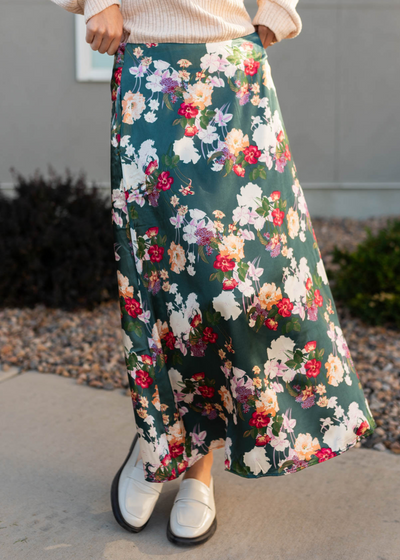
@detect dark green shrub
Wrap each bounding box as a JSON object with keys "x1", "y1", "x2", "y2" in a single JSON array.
[
  {"x1": 0, "y1": 167, "x2": 118, "y2": 310},
  {"x1": 329, "y1": 219, "x2": 400, "y2": 328}
]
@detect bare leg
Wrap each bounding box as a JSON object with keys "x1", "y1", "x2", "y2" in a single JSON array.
[{"x1": 183, "y1": 450, "x2": 214, "y2": 487}]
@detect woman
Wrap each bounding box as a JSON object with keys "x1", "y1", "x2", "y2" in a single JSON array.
[{"x1": 52, "y1": 0, "x2": 376, "y2": 547}]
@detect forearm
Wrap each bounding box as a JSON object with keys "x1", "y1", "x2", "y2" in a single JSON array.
[
  {"x1": 50, "y1": 0, "x2": 120, "y2": 23},
  {"x1": 252, "y1": 0, "x2": 302, "y2": 42}
]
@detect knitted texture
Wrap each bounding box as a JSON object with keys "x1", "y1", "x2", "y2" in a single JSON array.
[{"x1": 51, "y1": 0, "x2": 302, "y2": 43}]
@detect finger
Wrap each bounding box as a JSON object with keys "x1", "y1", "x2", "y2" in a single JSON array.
[
  {"x1": 89, "y1": 32, "x2": 103, "y2": 52},
  {"x1": 86, "y1": 27, "x2": 95, "y2": 44},
  {"x1": 108, "y1": 36, "x2": 122, "y2": 56},
  {"x1": 98, "y1": 34, "x2": 112, "y2": 54}
]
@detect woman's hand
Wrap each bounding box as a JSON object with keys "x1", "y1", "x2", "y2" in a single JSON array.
[
  {"x1": 86, "y1": 4, "x2": 124, "y2": 55},
  {"x1": 255, "y1": 24, "x2": 277, "y2": 48}
]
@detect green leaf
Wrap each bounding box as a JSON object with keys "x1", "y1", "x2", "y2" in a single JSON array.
[
  {"x1": 172, "y1": 118, "x2": 182, "y2": 126},
  {"x1": 278, "y1": 460, "x2": 294, "y2": 473},
  {"x1": 163, "y1": 93, "x2": 172, "y2": 110},
  {"x1": 200, "y1": 116, "x2": 209, "y2": 130},
  {"x1": 207, "y1": 150, "x2": 224, "y2": 164},
  {"x1": 257, "y1": 229, "x2": 268, "y2": 246},
  {"x1": 198, "y1": 245, "x2": 209, "y2": 264},
  {"x1": 209, "y1": 272, "x2": 218, "y2": 281},
  {"x1": 285, "y1": 359, "x2": 297, "y2": 369},
  {"x1": 272, "y1": 415, "x2": 283, "y2": 437},
  {"x1": 286, "y1": 383, "x2": 298, "y2": 397},
  {"x1": 171, "y1": 154, "x2": 180, "y2": 166}
]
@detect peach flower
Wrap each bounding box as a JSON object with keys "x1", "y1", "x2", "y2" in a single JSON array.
[
  {"x1": 167, "y1": 241, "x2": 186, "y2": 274},
  {"x1": 117, "y1": 271, "x2": 134, "y2": 299},
  {"x1": 325, "y1": 353, "x2": 344, "y2": 387},
  {"x1": 294, "y1": 433, "x2": 321, "y2": 461},
  {"x1": 225, "y1": 128, "x2": 250, "y2": 157},
  {"x1": 257, "y1": 282, "x2": 283, "y2": 310},
  {"x1": 183, "y1": 81, "x2": 213, "y2": 109},
  {"x1": 218, "y1": 233, "x2": 245, "y2": 261},
  {"x1": 287, "y1": 207, "x2": 300, "y2": 239},
  {"x1": 122, "y1": 91, "x2": 146, "y2": 124}
]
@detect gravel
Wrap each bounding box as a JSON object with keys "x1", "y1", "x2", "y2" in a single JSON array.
[{"x1": 1, "y1": 216, "x2": 399, "y2": 454}]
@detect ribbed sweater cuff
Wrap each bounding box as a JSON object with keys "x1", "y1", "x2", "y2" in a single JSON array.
[
  {"x1": 252, "y1": 1, "x2": 302, "y2": 42},
  {"x1": 84, "y1": 0, "x2": 120, "y2": 23}
]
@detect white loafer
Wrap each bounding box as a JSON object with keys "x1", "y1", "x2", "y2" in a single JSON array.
[
  {"x1": 167, "y1": 476, "x2": 217, "y2": 545},
  {"x1": 111, "y1": 433, "x2": 163, "y2": 532}
]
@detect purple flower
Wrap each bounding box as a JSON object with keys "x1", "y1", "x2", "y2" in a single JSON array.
[
  {"x1": 236, "y1": 385, "x2": 252, "y2": 404},
  {"x1": 161, "y1": 76, "x2": 180, "y2": 93},
  {"x1": 301, "y1": 395, "x2": 316, "y2": 409},
  {"x1": 190, "y1": 339, "x2": 207, "y2": 357},
  {"x1": 196, "y1": 227, "x2": 213, "y2": 246}
]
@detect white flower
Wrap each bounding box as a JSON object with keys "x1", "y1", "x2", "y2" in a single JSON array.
[
  {"x1": 236, "y1": 182, "x2": 263, "y2": 209},
  {"x1": 317, "y1": 259, "x2": 329, "y2": 285},
  {"x1": 144, "y1": 111, "x2": 157, "y2": 123},
  {"x1": 267, "y1": 335, "x2": 295, "y2": 363},
  {"x1": 269, "y1": 430, "x2": 290, "y2": 452},
  {"x1": 149, "y1": 99, "x2": 159, "y2": 111},
  {"x1": 252, "y1": 123, "x2": 276, "y2": 152},
  {"x1": 187, "y1": 265, "x2": 196, "y2": 276},
  {"x1": 173, "y1": 136, "x2": 201, "y2": 164},
  {"x1": 334, "y1": 405, "x2": 345, "y2": 419},
  {"x1": 243, "y1": 446, "x2": 272, "y2": 475},
  {"x1": 212, "y1": 291, "x2": 242, "y2": 321},
  {"x1": 198, "y1": 124, "x2": 219, "y2": 144},
  {"x1": 187, "y1": 252, "x2": 196, "y2": 263}
]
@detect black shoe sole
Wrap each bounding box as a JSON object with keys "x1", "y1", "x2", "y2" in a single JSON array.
[
  {"x1": 110, "y1": 432, "x2": 150, "y2": 533},
  {"x1": 166, "y1": 515, "x2": 217, "y2": 546}
]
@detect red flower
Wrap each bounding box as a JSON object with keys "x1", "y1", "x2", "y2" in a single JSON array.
[
  {"x1": 177, "y1": 460, "x2": 189, "y2": 473},
  {"x1": 170, "y1": 443, "x2": 184, "y2": 458},
  {"x1": 315, "y1": 447, "x2": 336, "y2": 462},
  {"x1": 145, "y1": 160, "x2": 158, "y2": 175},
  {"x1": 314, "y1": 289, "x2": 323, "y2": 307},
  {"x1": 161, "y1": 454, "x2": 171, "y2": 466},
  {"x1": 277, "y1": 298, "x2": 293, "y2": 318},
  {"x1": 198, "y1": 385, "x2": 215, "y2": 399},
  {"x1": 277, "y1": 130, "x2": 285, "y2": 143},
  {"x1": 178, "y1": 102, "x2": 199, "y2": 118},
  {"x1": 145, "y1": 226, "x2": 159, "y2": 237},
  {"x1": 356, "y1": 421, "x2": 370, "y2": 436},
  {"x1": 135, "y1": 369, "x2": 154, "y2": 388},
  {"x1": 141, "y1": 354, "x2": 153, "y2": 365},
  {"x1": 192, "y1": 372, "x2": 205, "y2": 381},
  {"x1": 265, "y1": 318, "x2": 278, "y2": 330},
  {"x1": 184, "y1": 125, "x2": 199, "y2": 137},
  {"x1": 304, "y1": 340, "x2": 317, "y2": 353},
  {"x1": 191, "y1": 314, "x2": 202, "y2": 328},
  {"x1": 270, "y1": 191, "x2": 281, "y2": 201},
  {"x1": 255, "y1": 434, "x2": 272, "y2": 447},
  {"x1": 125, "y1": 297, "x2": 142, "y2": 318},
  {"x1": 305, "y1": 359, "x2": 322, "y2": 378},
  {"x1": 213, "y1": 253, "x2": 235, "y2": 272},
  {"x1": 156, "y1": 171, "x2": 174, "y2": 191},
  {"x1": 113, "y1": 66, "x2": 122, "y2": 85},
  {"x1": 202, "y1": 326, "x2": 218, "y2": 344},
  {"x1": 272, "y1": 208, "x2": 285, "y2": 226},
  {"x1": 243, "y1": 144, "x2": 262, "y2": 164},
  {"x1": 284, "y1": 144, "x2": 291, "y2": 160},
  {"x1": 233, "y1": 164, "x2": 245, "y2": 177},
  {"x1": 249, "y1": 410, "x2": 271, "y2": 429},
  {"x1": 243, "y1": 58, "x2": 260, "y2": 76},
  {"x1": 148, "y1": 244, "x2": 164, "y2": 262},
  {"x1": 223, "y1": 278, "x2": 238, "y2": 290},
  {"x1": 164, "y1": 331, "x2": 176, "y2": 350}
]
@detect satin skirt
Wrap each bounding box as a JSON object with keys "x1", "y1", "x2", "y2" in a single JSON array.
[{"x1": 109, "y1": 32, "x2": 375, "y2": 482}]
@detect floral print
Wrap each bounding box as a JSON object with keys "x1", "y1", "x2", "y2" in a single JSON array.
[{"x1": 110, "y1": 32, "x2": 375, "y2": 483}]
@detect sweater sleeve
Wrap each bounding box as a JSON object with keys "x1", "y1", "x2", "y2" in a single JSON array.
[
  {"x1": 50, "y1": 0, "x2": 120, "y2": 23},
  {"x1": 252, "y1": 0, "x2": 302, "y2": 42}
]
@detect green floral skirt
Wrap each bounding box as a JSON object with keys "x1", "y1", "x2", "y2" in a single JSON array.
[{"x1": 109, "y1": 31, "x2": 375, "y2": 483}]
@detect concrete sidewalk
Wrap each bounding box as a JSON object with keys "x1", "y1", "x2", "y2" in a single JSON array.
[{"x1": 0, "y1": 371, "x2": 399, "y2": 560}]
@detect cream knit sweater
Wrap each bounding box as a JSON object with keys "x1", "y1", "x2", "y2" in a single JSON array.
[{"x1": 51, "y1": 0, "x2": 302, "y2": 44}]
